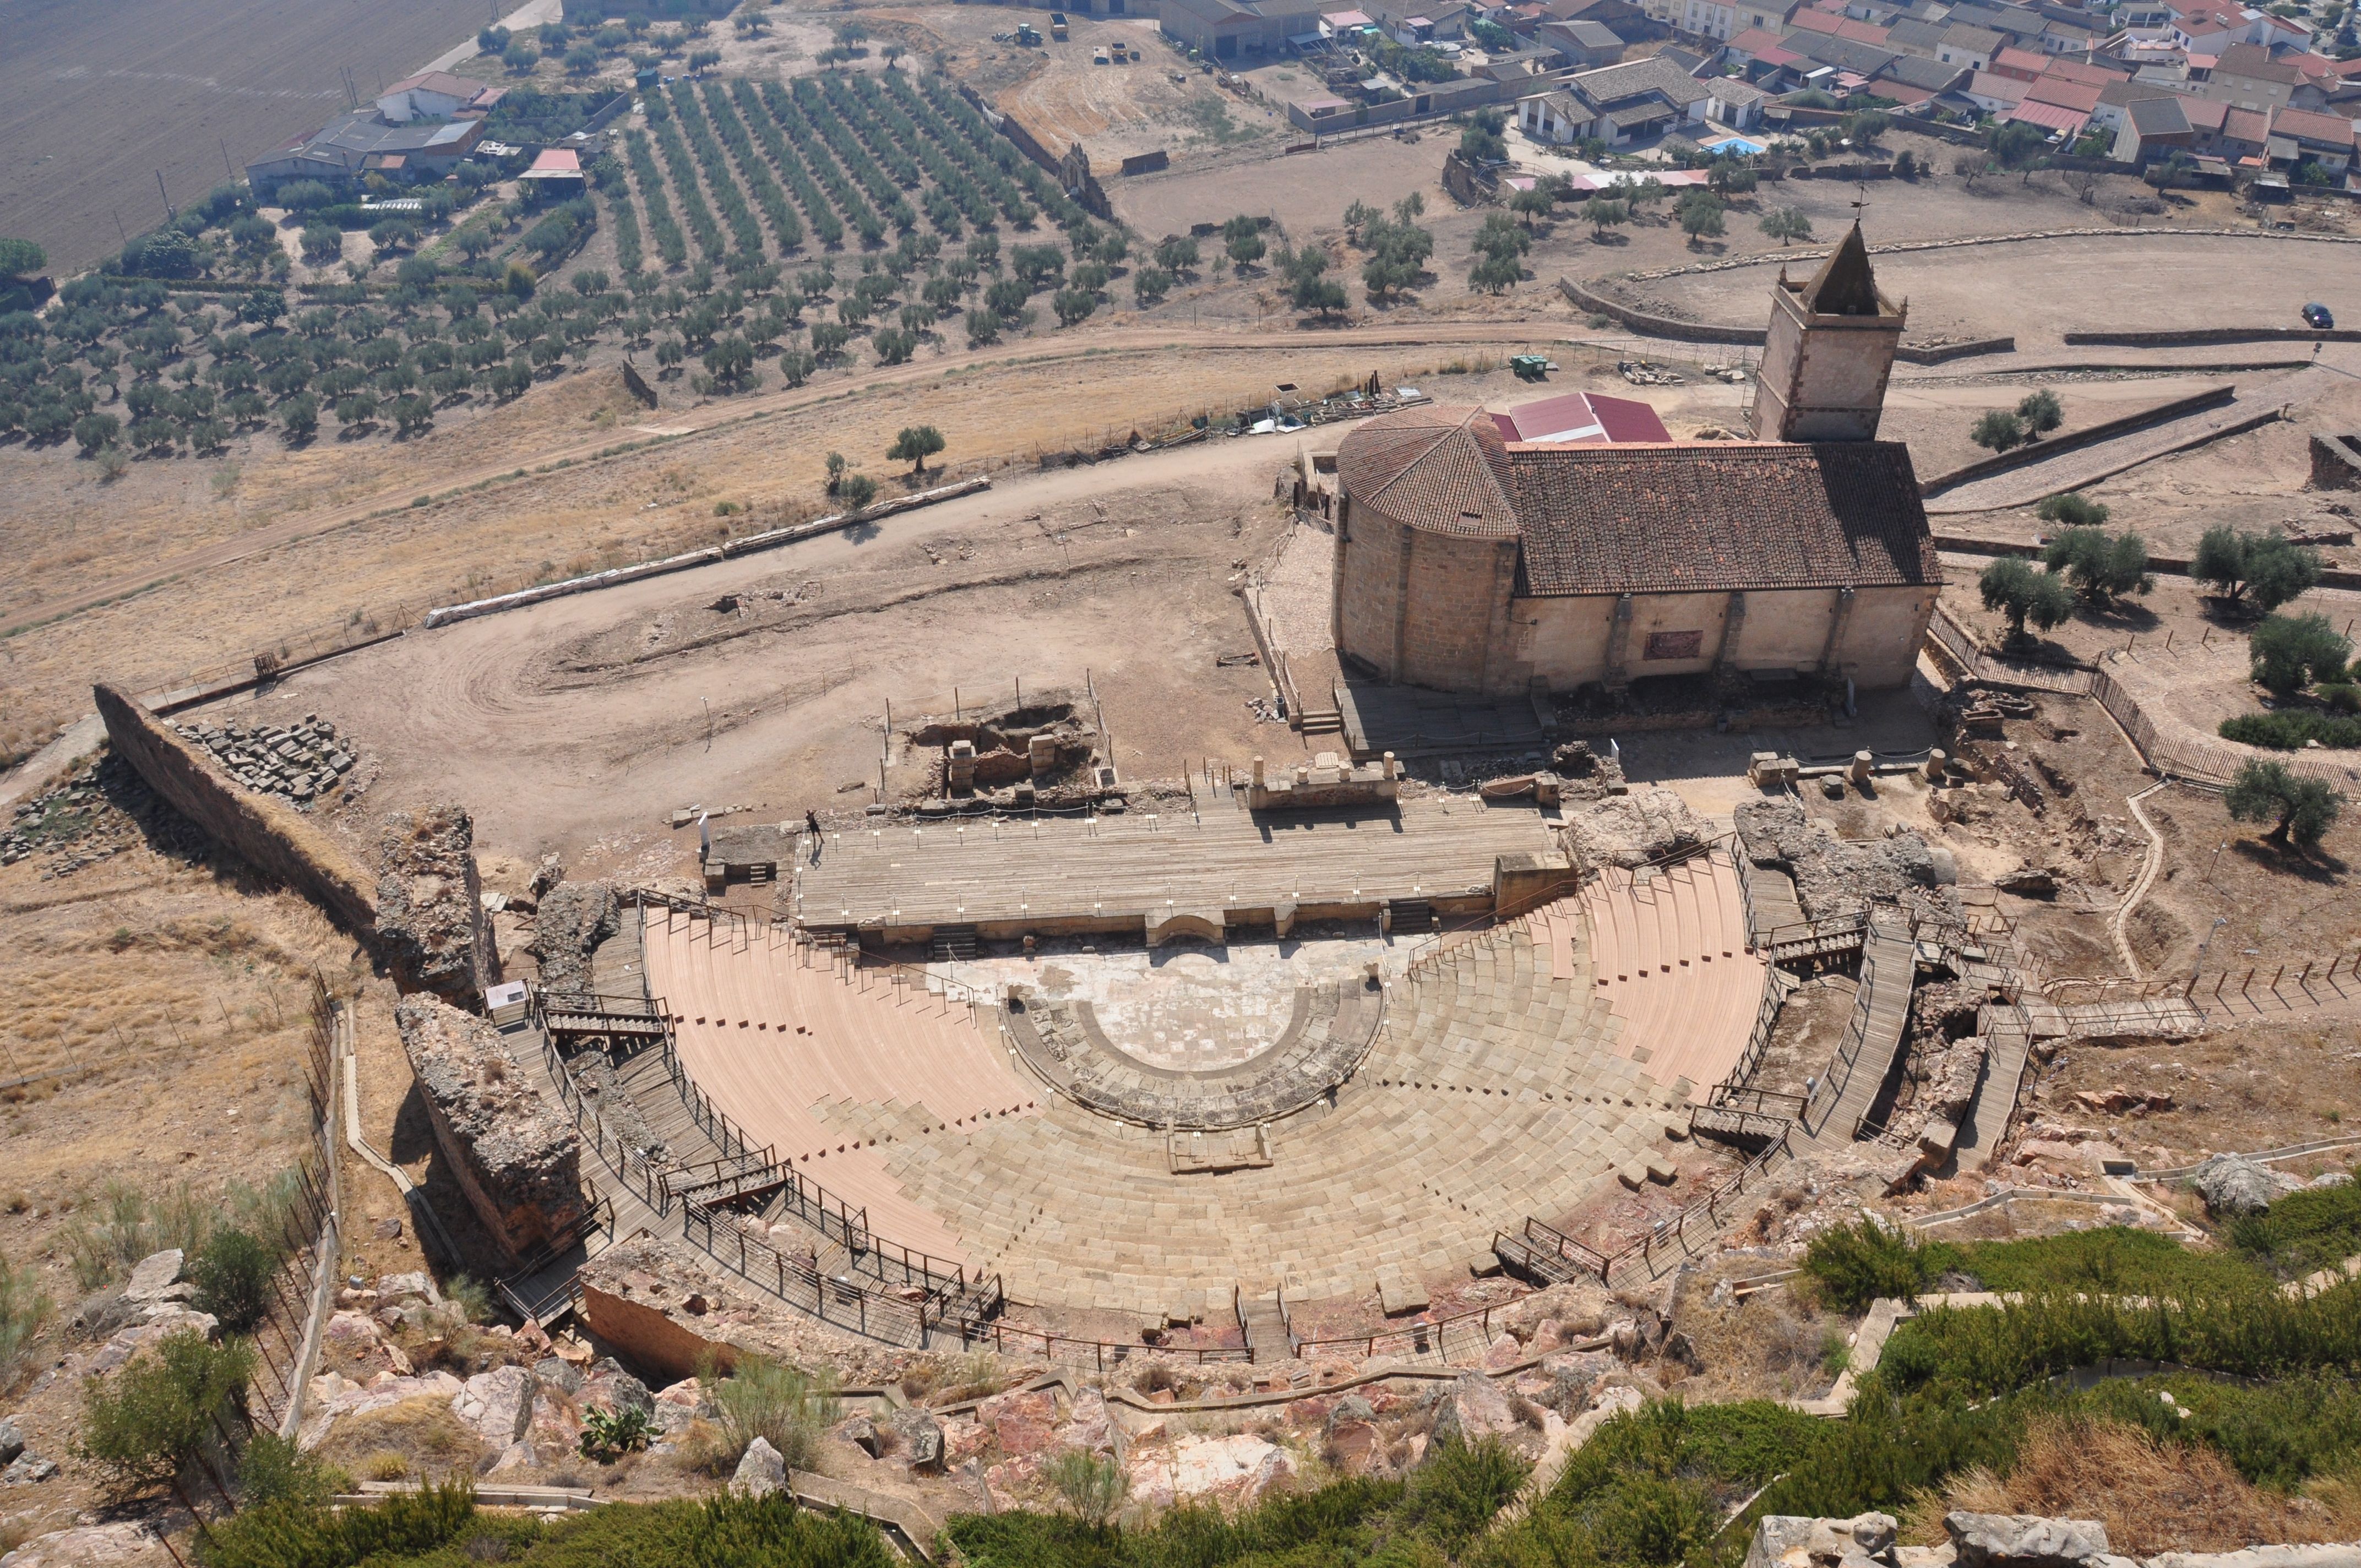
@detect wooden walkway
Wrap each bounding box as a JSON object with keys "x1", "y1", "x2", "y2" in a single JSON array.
[
  {"x1": 793, "y1": 797, "x2": 1559, "y2": 938},
  {"x1": 1801, "y1": 922, "x2": 1918, "y2": 1147}
]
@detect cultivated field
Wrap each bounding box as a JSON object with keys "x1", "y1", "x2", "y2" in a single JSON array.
[{"x1": 0, "y1": 0, "x2": 495, "y2": 271}]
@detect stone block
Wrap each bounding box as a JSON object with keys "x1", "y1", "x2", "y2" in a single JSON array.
[
  {"x1": 1745, "y1": 1513, "x2": 1898, "y2": 1568},
  {"x1": 1945, "y1": 1513, "x2": 2110, "y2": 1568},
  {"x1": 123, "y1": 1250, "x2": 185, "y2": 1302},
  {"x1": 453, "y1": 1365, "x2": 538, "y2": 1446},
  {"x1": 1377, "y1": 1270, "x2": 1429, "y2": 1316},
  {"x1": 731, "y1": 1436, "x2": 787, "y2": 1498}
]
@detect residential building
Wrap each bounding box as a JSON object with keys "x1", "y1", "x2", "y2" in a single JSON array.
[
  {"x1": 376, "y1": 71, "x2": 505, "y2": 124},
  {"x1": 1513, "y1": 53, "x2": 1712, "y2": 140},
  {"x1": 2090, "y1": 74, "x2": 2185, "y2": 132},
  {"x1": 1936, "y1": 22, "x2": 2003, "y2": 66},
  {"x1": 2204, "y1": 40, "x2": 2305, "y2": 112},
  {"x1": 2267, "y1": 105, "x2": 2357, "y2": 170},
  {"x1": 2110, "y1": 90, "x2": 2196, "y2": 158},
  {"x1": 1535, "y1": 17, "x2": 1630, "y2": 62}
]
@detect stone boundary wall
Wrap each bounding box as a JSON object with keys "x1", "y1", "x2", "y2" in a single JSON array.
[
  {"x1": 1916, "y1": 384, "x2": 2238, "y2": 496},
  {"x1": 94, "y1": 681, "x2": 377, "y2": 936},
  {"x1": 1560, "y1": 279, "x2": 2009, "y2": 361},
  {"x1": 1558, "y1": 277, "x2": 1767, "y2": 345},
  {"x1": 2066, "y1": 326, "x2": 2361, "y2": 346},
  {"x1": 421, "y1": 477, "x2": 988, "y2": 628},
  {"x1": 1614, "y1": 225, "x2": 2361, "y2": 287},
  {"x1": 1932, "y1": 533, "x2": 2361, "y2": 590}
]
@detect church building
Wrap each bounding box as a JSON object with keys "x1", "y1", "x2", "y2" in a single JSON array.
[{"x1": 1327, "y1": 226, "x2": 1940, "y2": 698}]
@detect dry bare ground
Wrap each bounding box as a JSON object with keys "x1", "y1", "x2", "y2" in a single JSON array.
[{"x1": 0, "y1": 0, "x2": 496, "y2": 271}]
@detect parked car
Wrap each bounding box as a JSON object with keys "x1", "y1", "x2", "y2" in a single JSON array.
[{"x1": 2305, "y1": 302, "x2": 2335, "y2": 329}]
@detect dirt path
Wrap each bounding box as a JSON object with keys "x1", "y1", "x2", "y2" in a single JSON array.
[
  {"x1": 178, "y1": 437, "x2": 1302, "y2": 861},
  {"x1": 0, "y1": 320, "x2": 1586, "y2": 643},
  {"x1": 1923, "y1": 361, "x2": 2337, "y2": 514}
]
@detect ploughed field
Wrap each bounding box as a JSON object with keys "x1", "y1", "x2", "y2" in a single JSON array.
[{"x1": 0, "y1": 0, "x2": 493, "y2": 272}]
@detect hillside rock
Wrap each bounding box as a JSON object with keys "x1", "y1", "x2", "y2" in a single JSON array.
[
  {"x1": 1946, "y1": 1512, "x2": 2112, "y2": 1568},
  {"x1": 732, "y1": 1436, "x2": 787, "y2": 1498},
  {"x1": 1565, "y1": 787, "x2": 1710, "y2": 870},
  {"x1": 396, "y1": 994, "x2": 584, "y2": 1256},
  {"x1": 377, "y1": 804, "x2": 496, "y2": 1008},
  {"x1": 2191, "y1": 1154, "x2": 2300, "y2": 1217}
]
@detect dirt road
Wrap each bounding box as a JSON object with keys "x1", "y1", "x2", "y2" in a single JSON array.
[
  {"x1": 0, "y1": 320, "x2": 1584, "y2": 643},
  {"x1": 188, "y1": 436, "x2": 1304, "y2": 860}
]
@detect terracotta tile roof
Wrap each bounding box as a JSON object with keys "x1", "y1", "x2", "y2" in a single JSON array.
[
  {"x1": 1504, "y1": 442, "x2": 1940, "y2": 596},
  {"x1": 1335, "y1": 409, "x2": 1940, "y2": 596},
  {"x1": 1336, "y1": 405, "x2": 1520, "y2": 536}
]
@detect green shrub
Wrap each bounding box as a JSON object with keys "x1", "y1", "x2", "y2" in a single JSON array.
[
  {"x1": 2222, "y1": 709, "x2": 2361, "y2": 749},
  {"x1": 81, "y1": 1329, "x2": 257, "y2": 1498},
  {"x1": 1802, "y1": 1220, "x2": 1959, "y2": 1312},
  {"x1": 2250, "y1": 611, "x2": 2351, "y2": 695},
  {"x1": 190, "y1": 1227, "x2": 280, "y2": 1333},
  {"x1": 2228, "y1": 1180, "x2": 2361, "y2": 1280},
  {"x1": 704, "y1": 1353, "x2": 835, "y2": 1473},
  {"x1": 0, "y1": 1250, "x2": 52, "y2": 1395},
  {"x1": 197, "y1": 1489, "x2": 896, "y2": 1568},
  {"x1": 1959, "y1": 1224, "x2": 2266, "y2": 1297}
]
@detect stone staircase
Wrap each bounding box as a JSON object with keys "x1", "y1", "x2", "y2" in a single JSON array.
[{"x1": 1237, "y1": 1289, "x2": 1291, "y2": 1363}]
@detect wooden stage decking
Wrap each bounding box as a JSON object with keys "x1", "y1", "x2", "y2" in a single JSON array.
[{"x1": 792, "y1": 794, "x2": 1565, "y2": 944}]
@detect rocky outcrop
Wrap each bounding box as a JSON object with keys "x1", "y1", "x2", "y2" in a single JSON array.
[
  {"x1": 2191, "y1": 1154, "x2": 2300, "y2": 1217},
  {"x1": 530, "y1": 879, "x2": 618, "y2": 1004},
  {"x1": 1565, "y1": 787, "x2": 1711, "y2": 872},
  {"x1": 377, "y1": 804, "x2": 496, "y2": 1009},
  {"x1": 396, "y1": 994, "x2": 584, "y2": 1257}
]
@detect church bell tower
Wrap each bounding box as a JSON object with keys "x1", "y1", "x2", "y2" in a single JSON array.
[{"x1": 1749, "y1": 222, "x2": 1906, "y2": 442}]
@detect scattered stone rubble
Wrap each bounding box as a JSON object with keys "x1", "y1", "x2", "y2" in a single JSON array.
[
  {"x1": 170, "y1": 712, "x2": 353, "y2": 808},
  {"x1": 1747, "y1": 1510, "x2": 2360, "y2": 1568},
  {"x1": 2, "y1": 753, "x2": 203, "y2": 876},
  {"x1": 1737, "y1": 794, "x2": 1955, "y2": 924},
  {"x1": 377, "y1": 803, "x2": 496, "y2": 1009},
  {"x1": 396, "y1": 994, "x2": 584, "y2": 1256}
]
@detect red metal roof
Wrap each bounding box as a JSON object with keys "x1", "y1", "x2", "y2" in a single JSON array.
[
  {"x1": 1491, "y1": 391, "x2": 1672, "y2": 444},
  {"x1": 2006, "y1": 97, "x2": 2090, "y2": 134}
]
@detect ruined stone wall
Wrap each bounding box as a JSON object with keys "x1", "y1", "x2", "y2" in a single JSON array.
[
  {"x1": 396, "y1": 994, "x2": 584, "y2": 1258},
  {"x1": 94, "y1": 682, "x2": 377, "y2": 935},
  {"x1": 377, "y1": 804, "x2": 496, "y2": 1010}
]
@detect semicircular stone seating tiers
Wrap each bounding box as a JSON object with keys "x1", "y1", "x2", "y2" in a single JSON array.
[{"x1": 1001, "y1": 979, "x2": 1385, "y2": 1130}]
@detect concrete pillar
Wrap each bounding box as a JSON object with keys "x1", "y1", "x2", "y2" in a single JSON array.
[
  {"x1": 1383, "y1": 751, "x2": 1397, "y2": 780},
  {"x1": 1252, "y1": 755, "x2": 1265, "y2": 786},
  {"x1": 948, "y1": 739, "x2": 977, "y2": 793},
  {"x1": 1848, "y1": 750, "x2": 1873, "y2": 785}
]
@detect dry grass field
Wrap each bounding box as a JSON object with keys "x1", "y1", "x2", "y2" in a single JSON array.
[{"x1": 0, "y1": 0, "x2": 496, "y2": 271}]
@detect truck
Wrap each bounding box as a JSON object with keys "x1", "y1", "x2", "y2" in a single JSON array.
[{"x1": 1049, "y1": 11, "x2": 1069, "y2": 39}]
